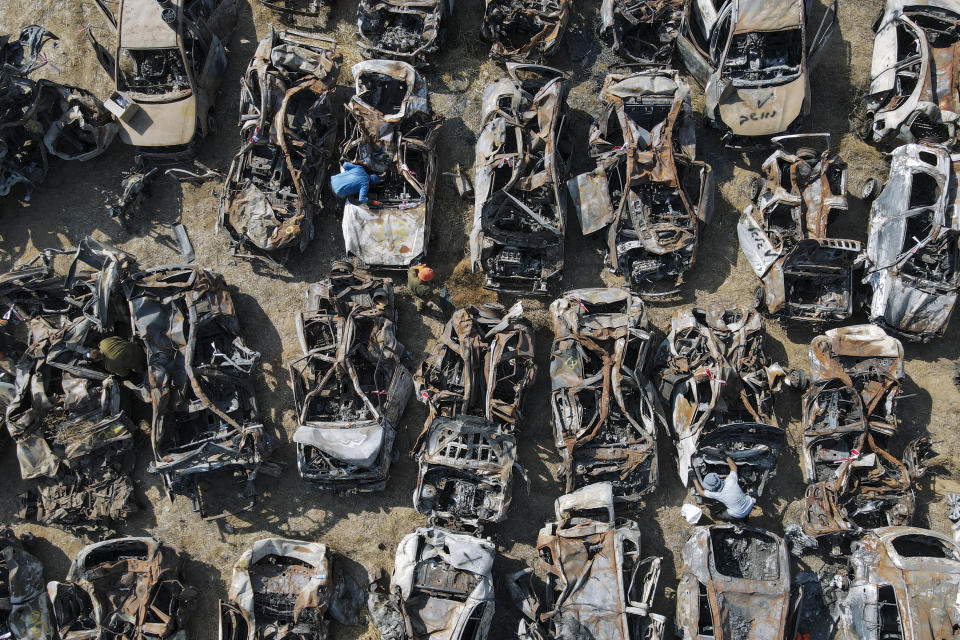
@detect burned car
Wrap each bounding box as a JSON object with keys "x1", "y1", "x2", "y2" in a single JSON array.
[
  {"x1": 89, "y1": 0, "x2": 237, "y2": 158},
  {"x1": 567, "y1": 68, "x2": 713, "y2": 297},
  {"x1": 657, "y1": 304, "x2": 792, "y2": 504},
  {"x1": 219, "y1": 538, "x2": 364, "y2": 639},
  {"x1": 125, "y1": 264, "x2": 277, "y2": 518},
  {"x1": 480, "y1": 0, "x2": 569, "y2": 63},
  {"x1": 856, "y1": 0, "x2": 960, "y2": 147},
  {"x1": 0, "y1": 526, "x2": 53, "y2": 640},
  {"x1": 48, "y1": 537, "x2": 194, "y2": 639},
  {"x1": 340, "y1": 60, "x2": 442, "y2": 268},
  {"x1": 676, "y1": 0, "x2": 837, "y2": 145},
  {"x1": 357, "y1": 0, "x2": 453, "y2": 64},
  {"x1": 676, "y1": 525, "x2": 791, "y2": 640},
  {"x1": 549, "y1": 289, "x2": 664, "y2": 501},
  {"x1": 218, "y1": 29, "x2": 342, "y2": 264},
  {"x1": 738, "y1": 135, "x2": 861, "y2": 322},
  {"x1": 837, "y1": 527, "x2": 960, "y2": 640},
  {"x1": 413, "y1": 303, "x2": 534, "y2": 527},
  {"x1": 367, "y1": 527, "x2": 496, "y2": 640},
  {"x1": 471, "y1": 64, "x2": 570, "y2": 294},
  {"x1": 290, "y1": 265, "x2": 412, "y2": 492},
  {"x1": 599, "y1": 0, "x2": 684, "y2": 63},
  {"x1": 3, "y1": 239, "x2": 140, "y2": 532},
  {"x1": 510, "y1": 482, "x2": 665, "y2": 640},
  {"x1": 800, "y1": 325, "x2": 932, "y2": 540},
  {"x1": 863, "y1": 142, "x2": 960, "y2": 341}
]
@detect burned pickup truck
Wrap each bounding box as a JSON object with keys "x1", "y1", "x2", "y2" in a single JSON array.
[
  {"x1": 125, "y1": 264, "x2": 277, "y2": 519},
  {"x1": 567, "y1": 68, "x2": 713, "y2": 298},
  {"x1": 856, "y1": 0, "x2": 960, "y2": 147},
  {"x1": 510, "y1": 483, "x2": 665, "y2": 640},
  {"x1": 658, "y1": 304, "x2": 793, "y2": 506},
  {"x1": 290, "y1": 265, "x2": 412, "y2": 492},
  {"x1": 471, "y1": 64, "x2": 570, "y2": 294},
  {"x1": 357, "y1": 0, "x2": 453, "y2": 64},
  {"x1": 218, "y1": 29, "x2": 342, "y2": 264},
  {"x1": 676, "y1": 525, "x2": 791, "y2": 640},
  {"x1": 549, "y1": 289, "x2": 664, "y2": 502},
  {"x1": 863, "y1": 142, "x2": 960, "y2": 341},
  {"x1": 413, "y1": 303, "x2": 534, "y2": 527},
  {"x1": 599, "y1": 0, "x2": 684, "y2": 63},
  {"x1": 676, "y1": 0, "x2": 837, "y2": 146},
  {"x1": 341, "y1": 60, "x2": 442, "y2": 268},
  {"x1": 481, "y1": 0, "x2": 569, "y2": 63},
  {"x1": 48, "y1": 537, "x2": 194, "y2": 639},
  {"x1": 801, "y1": 326, "x2": 930, "y2": 540},
  {"x1": 739, "y1": 135, "x2": 861, "y2": 323},
  {"x1": 367, "y1": 526, "x2": 497, "y2": 640}
]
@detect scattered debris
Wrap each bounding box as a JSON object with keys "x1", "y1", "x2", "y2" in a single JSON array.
[
  {"x1": 109, "y1": 162, "x2": 157, "y2": 219},
  {"x1": 358, "y1": 0, "x2": 453, "y2": 64},
  {"x1": 258, "y1": 0, "x2": 323, "y2": 17},
  {"x1": 599, "y1": 0, "x2": 684, "y2": 63},
  {"x1": 739, "y1": 134, "x2": 861, "y2": 322},
  {"x1": 568, "y1": 67, "x2": 713, "y2": 298},
  {"x1": 445, "y1": 163, "x2": 473, "y2": 200},
  {"x1": 481, "y1": 0, "x2": 570, "y2": 63},
  {"x1": 471, "y1": 64, "x2": 571, "y2": 294}
]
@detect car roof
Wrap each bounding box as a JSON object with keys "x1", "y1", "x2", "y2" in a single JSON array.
[
  {"x1": 734, "y1": 0, "x2": 803, "y2": 34},
  {"x1": 119, "y1": 0, "x2": 181, "y2": 50}
]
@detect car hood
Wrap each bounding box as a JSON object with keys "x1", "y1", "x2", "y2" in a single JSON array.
[
  {"x1": 718, "y1": 75, "x2": 806, "y2": 137},
  {"x1": 117, "y1": 94, "x2": 196, "y2": 148}
]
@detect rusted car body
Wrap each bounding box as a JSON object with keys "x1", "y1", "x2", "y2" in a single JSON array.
[
  {"x1": 599, "y1": 0, "x2": 684, "y2": 62},
  {"x1": 549, "y1": 289, "x2": 664, "y2": 501},
  {"x1": 838, "y1": 527, "x2": 960, "y2": 640},
  {"x1": 481, "y1": 0, "x2": 569, "y2": 63},
  {"x1": 219, "y1": 538, "x2": 363, "y2": 639},
  {"x1": 367, "y1": 527, "x2": 496, "y2": 640},
  {"x1": 357, "y1": 0, "x2": 453, "y2": 64},
  {"x1": 471, "y1": 64, "x2": 570, "y2": 294},
  {"x1": 0, "y1": 526, "x2": 54, "y2": 640},
  {"x1": 739, "y1": 135, "x2": 861, "y2": 322},
  {"x1": 676, "y1": 0, "x2": 837, "y2": 146},
  {"x1": 218, "y1": 29, "x2": 342, "y2": 264},
  {"x1": 676, "y1": 525, "x2": 791, "y2": 640},
  {"x1": 863, "y1": 143, "x2": 960, "y2": 341},
  {"x1": 89, "y1": 0, "x2": 237, "y2": 158},
  {"x1": 413, "y1": 303, "x2": 534, "y2": 527},
  {"x1": 48, "y1": 537, "x2": 194, "y2": 639},
  {"x1": 340, "y1": 60, "x2": 442, "y2": 268},
  {"x1": 657, "y1": 304, "x2": 788, "y2": 499},
  {"x1": 510, "y1": 483, "x2": 665, "y2": 640},
  {"x1": 3, "y1": 239, "x2": 139, "y2": 532},
  {"x1": 857, "y1": 0, "x2": 960, "y2": 147},
  {"x1": 125, "y1": 264, "x2": 277, "y2": 518},
  {"x1": 567, "y1": 69, "x2": 713, "y2": 297},
  {"x1": 290, "y1": 266, "x2": 412, "y2": 492}
]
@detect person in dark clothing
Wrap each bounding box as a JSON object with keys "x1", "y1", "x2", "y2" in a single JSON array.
[
  {"x1": 330, "y1": 163, "x2": 381, "y2": 204},
  {"x1": 89, "y1": 336, "x2": 146, "y2": 378},
  {"x1": 407, "y1": 264, "x2": 439, "y2": 311}
]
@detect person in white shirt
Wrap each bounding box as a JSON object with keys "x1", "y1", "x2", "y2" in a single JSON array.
[{"x1": 692, "y1": 456, "x2": 756, "y2": 520}]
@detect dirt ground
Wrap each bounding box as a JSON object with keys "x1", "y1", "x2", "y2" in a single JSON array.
[{"x1": 2, "y1": 0, "x2": 960, "y2": 638}]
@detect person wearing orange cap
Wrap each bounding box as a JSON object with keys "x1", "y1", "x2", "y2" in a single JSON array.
[{"x1": 408, "y1": 264, "x2": 439, "y2": 311}]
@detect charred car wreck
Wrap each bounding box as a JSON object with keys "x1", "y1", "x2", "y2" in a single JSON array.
[
  {"x1": 341, "y1": 60, "x2": 442, "y2": 268},
  {"x1": 471, "y1": 64, "x2": 570, "y2": 294},
  {"x1": 676, "y1": 0, "x2": 837, "y2": 146},
  {"x1": 510, "y1": 483, "x2": 665, "y2": 640},
  {"x1": 290, "y1": 265, "x2": 412, "y2": 492},
  {"x1": 857, "y1": 0, "x2": 960, "y2": 147},
  {"x1": 125, "y1": 264, "x2": 278, "y2": 519},
  {"x1": 220, "y1": 537, "x2": 364, "y2": 639},
  {"x1": 218, "y1": 29, "x2": 342, "y2": 264},
  {"x1": 801, "y1": 325, "x2": 931, "y2": 540},
  {"x1": 2, "y1": 239, "x2": 139, "y2": 532},
  {"x1": 549, "y1": 289, "x2": 664, "y2": 501},
  {"x1": 367, "y1": 526, "x2": 496, "y2": 640},
  {"x1": 658, "y1": 304, "x2": 792, "y2": 509},
  {"x1": 413, "y1": 303, "x2": 534, "y2": 527},
  {"x1": 568, "y1": 68, "x2": 713, "y2": 297},
  {"x1": 739, "y1": 135, "x2": 861, "y2": 323},
  {"x1": 676, "y1": 525, "x2": 791, "y2": 640},
  {"x1": 0, "y1": 525, "x2": 53, "y2": 640},
  {"x1": 480, "y1": 0, "x2": 569, "y2": 63},
  {"x1": 48, "y1": 537, "x2": 194, "y2": 639},
  {"x1": 357, "y1": 0, "x2": 453, "y2": 64},
  {"x1": 599, "y1": 0, "x2": 684, "y2": 63},
  {"x1": 863, "y1": 142, "x2": 960, "y2": 341}
]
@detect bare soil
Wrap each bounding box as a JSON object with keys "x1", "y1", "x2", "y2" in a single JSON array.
[{"x1": 2, "y1": 0, "x2": 960, "y2": 638}]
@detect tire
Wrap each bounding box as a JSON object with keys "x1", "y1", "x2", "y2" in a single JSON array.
[
  {"x1": 861, "y1": 178, "x2": 881, "y2": 202},
  {"x1": 753, "y1": 285, "x2": 766, "y2": 312},
  {"x1": 206, "y1": 111, "x2": 218, "y2": 136},
  {"x1": 788, "y1": 368, "x2": 808, "y2": 391},
  {"x1": 748, "y1": 176, "x2": 763, "y2": 201}
]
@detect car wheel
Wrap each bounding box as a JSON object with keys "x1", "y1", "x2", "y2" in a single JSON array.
[
  {"x1": 861, "y1": 178, "x2": 881, "y2": 202},
  {"x1": 788, "y1": 368, "x2": 808, "y2": 391},
  {"x1": 748, "y1": 176, "x2": 763, "y2": 201},
  {"x1": 753, "y1": 285, "x2": 766, "y2": 312},
  {"x1": 207, "y1": 111, "x2": 218, "y2": 136}
]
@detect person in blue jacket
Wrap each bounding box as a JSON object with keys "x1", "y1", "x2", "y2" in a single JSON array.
[{"x1": 331, "y1": 162, "x2": 381, "y2": 204}]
